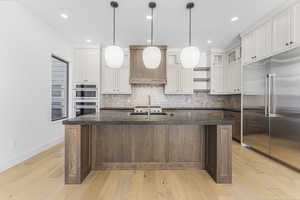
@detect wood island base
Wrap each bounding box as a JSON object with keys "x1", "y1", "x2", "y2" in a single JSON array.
[{"x1": 65, "y1": 124, "x2": 232, "y2": 184}]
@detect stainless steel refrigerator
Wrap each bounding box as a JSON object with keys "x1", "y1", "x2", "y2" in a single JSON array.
[{"x1": 243, "y1": 47, "x2": 300, "y2": 170}]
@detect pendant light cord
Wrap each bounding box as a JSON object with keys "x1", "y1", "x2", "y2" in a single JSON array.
[
  {"x1": 151, "y1": 7, "x2": 154, "y2": 46},
  {"x1": 189, "y1": 8, "x2": 191, "y2": 46},
  {"x1": 113, "y1": 7, "x2": 116, "y2": 45}
]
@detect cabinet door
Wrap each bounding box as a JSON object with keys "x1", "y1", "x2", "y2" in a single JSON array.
[
  {"x1": 198, "y1": 52, "x2": 207, "y2": 68},
  {"x1": 117, "y1": 64, "x2": 131, "y2": 94},
  {"x1": 272, "y1": 9, "x2": 291, "y2": 54},
  {"x1": 74, "y1": 48, "x2": 100, "y2": 83},
  {"x1": 165, "y1": 65, "x2": 180, "y2": 94},
  {"x1": 180, "y1": 69, "x2": 193, "y2": 94},
  {"x1": 101, "y1": 65, "x2": 116, "y2": 94},
  {"x1": 84, "y1": 48, "x2": 100, "y2": 83},
  {"x1": 255, "y1": 21, "x2": 272, "y2": 60},
  {"x1": 242, "y1": 32, "x2": 255, "y2": 65},
  {"x1": 231, "y1": 62, "x2": 241, "y2": 93},
  {"x1": 291, "y1": 1, "x2": 300, "y2": 47},
  {"x1": 210, "y1": 66, "x2": 224, "y2": 94}
]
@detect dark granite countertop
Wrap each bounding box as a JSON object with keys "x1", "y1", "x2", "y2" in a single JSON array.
[{"x1": 63, "y1": 110, "x2": 235, "y2": 126}]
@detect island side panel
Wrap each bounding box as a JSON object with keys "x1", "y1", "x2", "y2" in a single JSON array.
[
  {"x1": 168, "y1": 125, "x2": 206, "y2": 168},
  {"x1": 206, "y1": 125, "x2": 232, "y2": 184},
  {"x1": 65, "y1": 125, "x2": 92, "y2": 184}
]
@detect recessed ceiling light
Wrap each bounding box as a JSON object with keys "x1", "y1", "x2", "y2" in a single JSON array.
[
  {"x1": 207, "y1": 40, "x2": 212, "y2": 44},
  {"x1": 60, "y1": 13, "x2": 69, "y2": 19},
  {"x1": 231, "y1": 17, "x2": 239, "y2": 22},
  {"x1": 85, "y1": 39, "x2": 92, "y2": 43},
  {"x1": 146, "y1": 15, "x2": 152, "y2": 20}
]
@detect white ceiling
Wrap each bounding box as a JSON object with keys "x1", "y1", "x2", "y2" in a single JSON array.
[{"x1": 18, "y1": 0, "x2": 287, "y2": 50}]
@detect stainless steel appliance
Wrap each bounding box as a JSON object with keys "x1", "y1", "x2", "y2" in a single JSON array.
[
  {"x1": 74, "y1": 101, "x2": 98, "y2": 117},
  {"x1": 73, "y1": 83, "x2": 99, "y2": 116},
  {"x1": 243, "y1": 47, "x2": 300, "y2": 170},
  {"x1": 73, "y1": 84, "x2": 98, "y2": 100}
]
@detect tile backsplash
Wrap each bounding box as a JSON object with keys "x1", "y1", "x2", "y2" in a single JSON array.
[{"x1": 101, "y1": 85, "x2": 241, "y2": 109}]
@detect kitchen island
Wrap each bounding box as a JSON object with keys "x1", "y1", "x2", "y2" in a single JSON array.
[{"x1": 63, "y1": 110, "x2": 234, "y2": 184}]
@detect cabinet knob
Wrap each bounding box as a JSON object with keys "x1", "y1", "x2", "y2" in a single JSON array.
[
  {"x1": 290, "y1": 41, "x2": 294, "y2": 45},
  {"x1": 286, "y1": 43, "x2": 289, "y2": 46}
]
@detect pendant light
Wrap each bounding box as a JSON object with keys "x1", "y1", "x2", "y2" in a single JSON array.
[
  {"x1": 180, "y1": 2, "x2": 200, "y2": 69},
  {"x1": 105, "y1": 1, "x2": 124, "y2": 68},
  {"x1": 143, "y1": 2, "x2": 161, "y2": 69}
]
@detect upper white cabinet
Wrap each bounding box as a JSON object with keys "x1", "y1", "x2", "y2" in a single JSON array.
[
  {"x1": 210, "y1": 66, "x2": 224, "y2": 94},
  {"x1": 209, "y1": 47, "x2": 241, "y2": 95},
  {"x1": 255, "y1": 21, "x2": 272, "y2": 60},
  {"x1": 242, "y1": 32, "x2": 255, "y2": 65},
  {"x1": 209, "y1": 50, "x2": 225, "y2": 94},
  {"x1": 73, "y1": 47, "x2": 100, "y2": 84},
  {"x1": 241, "y1": 1, "x2": 300, "y2": 65},
  {"x1": 242, "y1": 21, "x2": 271, "y2": 65},
  {"x1": 292, "y1": 1, "x2": 300, "y2": 47},
  {"x1": 101, "y1": 51, "x2": 131, "y2": 94},
  {"x1": 165, "y1": 51, "x2": 193, "y2": 94},
  {"x1": 272, "y1": 9, "x2": 292, "y2": 54}
]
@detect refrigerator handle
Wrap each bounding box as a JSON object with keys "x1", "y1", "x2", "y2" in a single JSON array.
[
  {"x1": 268, "y1": 74, "x2": 272, "y2": 117},
  {"x1": 269, "y1": 74, "x2": 276, "y2": 117},
  {"x1": 265, "y1": 75, "x2": 269, "y2": 117}
]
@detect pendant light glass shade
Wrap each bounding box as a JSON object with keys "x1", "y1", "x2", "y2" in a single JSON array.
[
  {"x1": 105, "y1": 45, "x2": 124, "y2": 68},
  {"x1": 143, "y1": 2, "x2": 161, "y2": 69},
  {"x1": 105, "y1": 1, "x2": 124, "y2": 69},
  {"x1": 180, "y1": 2, "x2": 199, "y2": 69},
  {"x1": 143, "y1": 46, "x2": 161, "y2": 69},
  {"x1": 180, "y1": 46, "x2": 200, "y2": 68}
]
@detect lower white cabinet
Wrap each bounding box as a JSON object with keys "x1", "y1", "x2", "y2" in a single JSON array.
[{"x1": 101, "y1": 52, "x2": 131, "y2": 94}]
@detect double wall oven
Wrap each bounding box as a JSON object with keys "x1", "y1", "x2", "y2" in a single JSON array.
[{"x1": 73, "y1": 83, "x2": 99, "y2": 117}]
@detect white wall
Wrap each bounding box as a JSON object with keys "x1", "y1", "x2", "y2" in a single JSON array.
[{"x1": 0, "y1": 1, "x2": 72, "y2": 172}]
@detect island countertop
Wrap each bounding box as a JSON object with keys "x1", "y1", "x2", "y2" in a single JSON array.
[{"x1": 63, "y1": 110, "x2": 235, "y2": 125}]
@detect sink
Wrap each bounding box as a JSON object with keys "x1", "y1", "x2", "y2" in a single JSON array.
[{"x1": 129, "y1": 112, "x2": 169, "y2": 116}]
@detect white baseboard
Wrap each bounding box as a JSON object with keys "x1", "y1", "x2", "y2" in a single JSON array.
[{"x1": 0, "y1": 136, "x2": 64, "y2": 173}]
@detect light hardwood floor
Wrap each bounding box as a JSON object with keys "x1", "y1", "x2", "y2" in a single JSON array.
[{"x1": 1, "y1": 142, "x2": 300, "y2": 200}]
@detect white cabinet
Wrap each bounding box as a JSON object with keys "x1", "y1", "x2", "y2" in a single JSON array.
[
  {"x1": 180, "y1": 69, "x2": 193, "y2": 94},
  {"x1": 101, "y1": 66, "x2": 115, "y2": 94},
  {"x1": 255, "y1": 21, "x2": 272, "y2": 60},
  {"x1": 242, "y1": 32, "x2": 255, "y2": 65},
  {"x1": 209, "y1": 47, "x2": 241, "y2": 95},
  {"x1": 210, "y1": 66, "x2": 224, "y2": 94},
  {"x1": 165, "y1": 51, "x2": 193, "y2": 94},
  {"x1": 225, "y1": 62, "x2": 241, "y2": 94},
  {"x1": 101, "y1": 52, "x2": 131, "y2": 94},
  {"x1": 209, "y1": 50, "x2": 227, "y2": 95},
  {"x1": 272, "y1": 9, "x2": 292, "y2": 54},
  {"x1": 292, "y1": 1, "x2": 300, "y2": 47},
  {"x1": 242, "y1": 21, "x2": 271, "y2": 65},
  {"x1": 272, "y1": 1, "x2": 300, "y2": 54},
  {"x1": 73, "y1": 48, "x2": 100, "y2": 84},
  {"x1": 165, "y1": 65, "x2": 193, "y2": 95}
]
